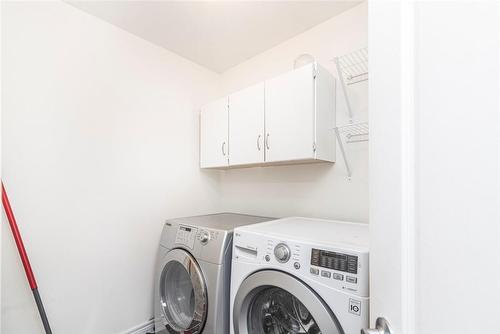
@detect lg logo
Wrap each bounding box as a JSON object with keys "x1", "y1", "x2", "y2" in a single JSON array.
[{"x1": 349, "y1": 299, "x2": 361, "y2": 316}]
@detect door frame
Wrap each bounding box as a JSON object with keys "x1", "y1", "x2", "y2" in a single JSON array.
[{"x1": 368, "y1": 1, "x2": 416, "y2": 333}]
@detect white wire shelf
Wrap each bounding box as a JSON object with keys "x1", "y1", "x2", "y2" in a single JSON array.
[
  {"x1": 334, "y1": 122, "x2": 369, "y2": 178},
  {"x1": 333, "y1": 47, "x2": 368, "y2": 120},
  {"x1": 336, "y1": 122, "x2": 369, "y2": 144},
  {"x1": 335, "y1": 47, "x2": 368, "y2": 85}
]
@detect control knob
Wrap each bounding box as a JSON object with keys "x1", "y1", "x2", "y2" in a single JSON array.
[
  {"x1": 200, "y1": 231, "x2": 210, "y2": 245},
  {"x1": 274, "y1": 243, "x2": 291, "y2": 263}
]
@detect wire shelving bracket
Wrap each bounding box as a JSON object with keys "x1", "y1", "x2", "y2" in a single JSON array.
[
  {"x1": 334, "y1": 47, "x2": 368, "y2": 121},
  {"x1": 334, "y1": 122, "x2": 369, "y2": 178}
]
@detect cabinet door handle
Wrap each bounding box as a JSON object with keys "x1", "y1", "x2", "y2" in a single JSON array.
[
  {"x1": 266, "y1": 134, "x2": 270, "y2": 150},
  {"x1": 222, "y1": 142, "x2": 226, "y2": 156},
  {"x1": 257, "y1": 135, "x2": 262, "y2": 151}
]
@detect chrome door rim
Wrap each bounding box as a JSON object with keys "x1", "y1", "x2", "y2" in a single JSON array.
[
  {"x1": 233, "y1": 270, "x2": 344, "y2": 334},
  {"x1": 159, "y1": 248, "x2": 207, "y2": 334}
]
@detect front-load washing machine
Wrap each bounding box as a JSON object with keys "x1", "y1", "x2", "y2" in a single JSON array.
[
  {"x1": 154, "y1": 213, "x2": 272, "y2": 334},
  {"x1": 230, "y1": 217, "x2": 369, "y2": 334}
]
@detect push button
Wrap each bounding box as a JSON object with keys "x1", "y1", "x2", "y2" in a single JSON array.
[
  {"x1": 346, "y1": 276, "x2": 357, "y2": 284},
  {"x1": 310, "y1": 268, "x2": 319, "y2": 275},
  {"x1": 332, "y1": 273, "x2": 344, "y2": 281},
  {"x1": 265, "y1": 255, "x2": 271, "y2": 262},
  {"x1": 294, "y1": 262, "x2": 301, "y2": 270},
  {"x1": 321, "y1": 271, "x2": 331, "y2": 278}
]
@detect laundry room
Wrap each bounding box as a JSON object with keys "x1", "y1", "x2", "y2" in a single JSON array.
[{"x1": 1, "y1": 1, "x2": 499, "y2": 334}]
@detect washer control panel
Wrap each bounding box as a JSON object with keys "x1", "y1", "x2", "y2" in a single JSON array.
[
  {"x1": 233, "y1": 231, "x2": 369, "y2": 297},
  {"x1": 263, "y1": 239, "x2": 303, "y2": 268},
  {"x1": 308, "y1": 247, "x2": 366, "y2": 295},
  {"x1": 311, "y1": 248, "x2": 358, "y2": 274},
  {"x1": 274, "y1": 243, "x2": 291, "y2": 263}
]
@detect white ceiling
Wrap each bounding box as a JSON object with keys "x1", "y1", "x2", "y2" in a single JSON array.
[{"x1": 67, "y1": 1, "x2": 361, "y2": 73}]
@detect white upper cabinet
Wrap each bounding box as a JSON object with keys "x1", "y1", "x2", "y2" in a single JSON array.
[
  {"x1": 200, "y1": 63, "x2": 335, "y2": 169},
  {"x1": 228, "y1": 83, "x2": 265, "y2": 166},
  {"x1": 265, "y1": 64, "x2": 316, "y2": 163},
  {"x1": 200, "y1": 97, "x2": 229, "y2": 168},
  {"x1": 313, "y1": 63, "x2": 336, "y2": 163}
]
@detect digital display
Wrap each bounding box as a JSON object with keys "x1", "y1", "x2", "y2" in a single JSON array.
[
  {"x1": 311, "y1": 248, "x2": 358, "y2": 274},
  {"x1": 180, "y1": 226, "x2": 192, "y2": 232}
]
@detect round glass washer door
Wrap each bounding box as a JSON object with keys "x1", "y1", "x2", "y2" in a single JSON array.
[
  {"x1": 233, "y1": 270, "x2": 343, "y2": 334},
  {"x1": 159, "y1": 248, "x2": 207, "y2": 334}
]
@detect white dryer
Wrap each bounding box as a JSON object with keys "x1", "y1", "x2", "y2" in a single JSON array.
[
  {"x1": 154, "y1": 213, "x2": 272, "y2": 334},
  {"x1": 230, "y1": 217, "x2": 369, "y2": 334}
]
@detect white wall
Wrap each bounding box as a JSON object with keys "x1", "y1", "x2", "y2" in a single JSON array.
[
  {"x1": 216, "y1": 2, "x2": 368, "y2": 222},
  {"x1": 1, "y1": 2, "x2": 220, "y2": 333}
]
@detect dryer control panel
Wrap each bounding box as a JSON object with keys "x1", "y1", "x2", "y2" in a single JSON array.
[{"x1": 174, "y1": 225, "x2": 197, "y2": 249}]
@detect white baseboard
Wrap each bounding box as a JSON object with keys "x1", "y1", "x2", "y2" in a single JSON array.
[{"x1": 120, "y1": 319, "x2": 154, "y2": 334}]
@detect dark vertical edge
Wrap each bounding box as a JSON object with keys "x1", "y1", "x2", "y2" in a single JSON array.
[{"x1": 32, "y1": 288, "x2": 52, "y2": 334}]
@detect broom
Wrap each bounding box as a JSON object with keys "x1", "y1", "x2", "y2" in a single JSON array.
[{"x1": 2, "y1": 182, "x2": 53, "y2": 334}]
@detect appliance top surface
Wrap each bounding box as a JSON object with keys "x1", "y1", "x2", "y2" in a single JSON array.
[
  {"x1": 236, "y1": 217, "x2": 369, "y2": 250},
  {"x1": 167, "y1": 212, "x2": 273, "y2": 231}
]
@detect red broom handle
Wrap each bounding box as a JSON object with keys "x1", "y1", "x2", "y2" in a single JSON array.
[
  {"x1": 2, "y1": 182, "x2": 52, "y2": 333},
  {"x1": 2, "y1": 182, "x2": 37, "y2": 290}
]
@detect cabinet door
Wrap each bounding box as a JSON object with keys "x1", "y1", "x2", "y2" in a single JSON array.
[
  {"x1": 229, "y1": 83, "x2": 265, "y2": 166},
  {"x1": 200, "y1": 98, "x2": 228, "y2": 168},
  {"x1": 265, "y1": 64, "x2": 315, "y2": 163}
]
